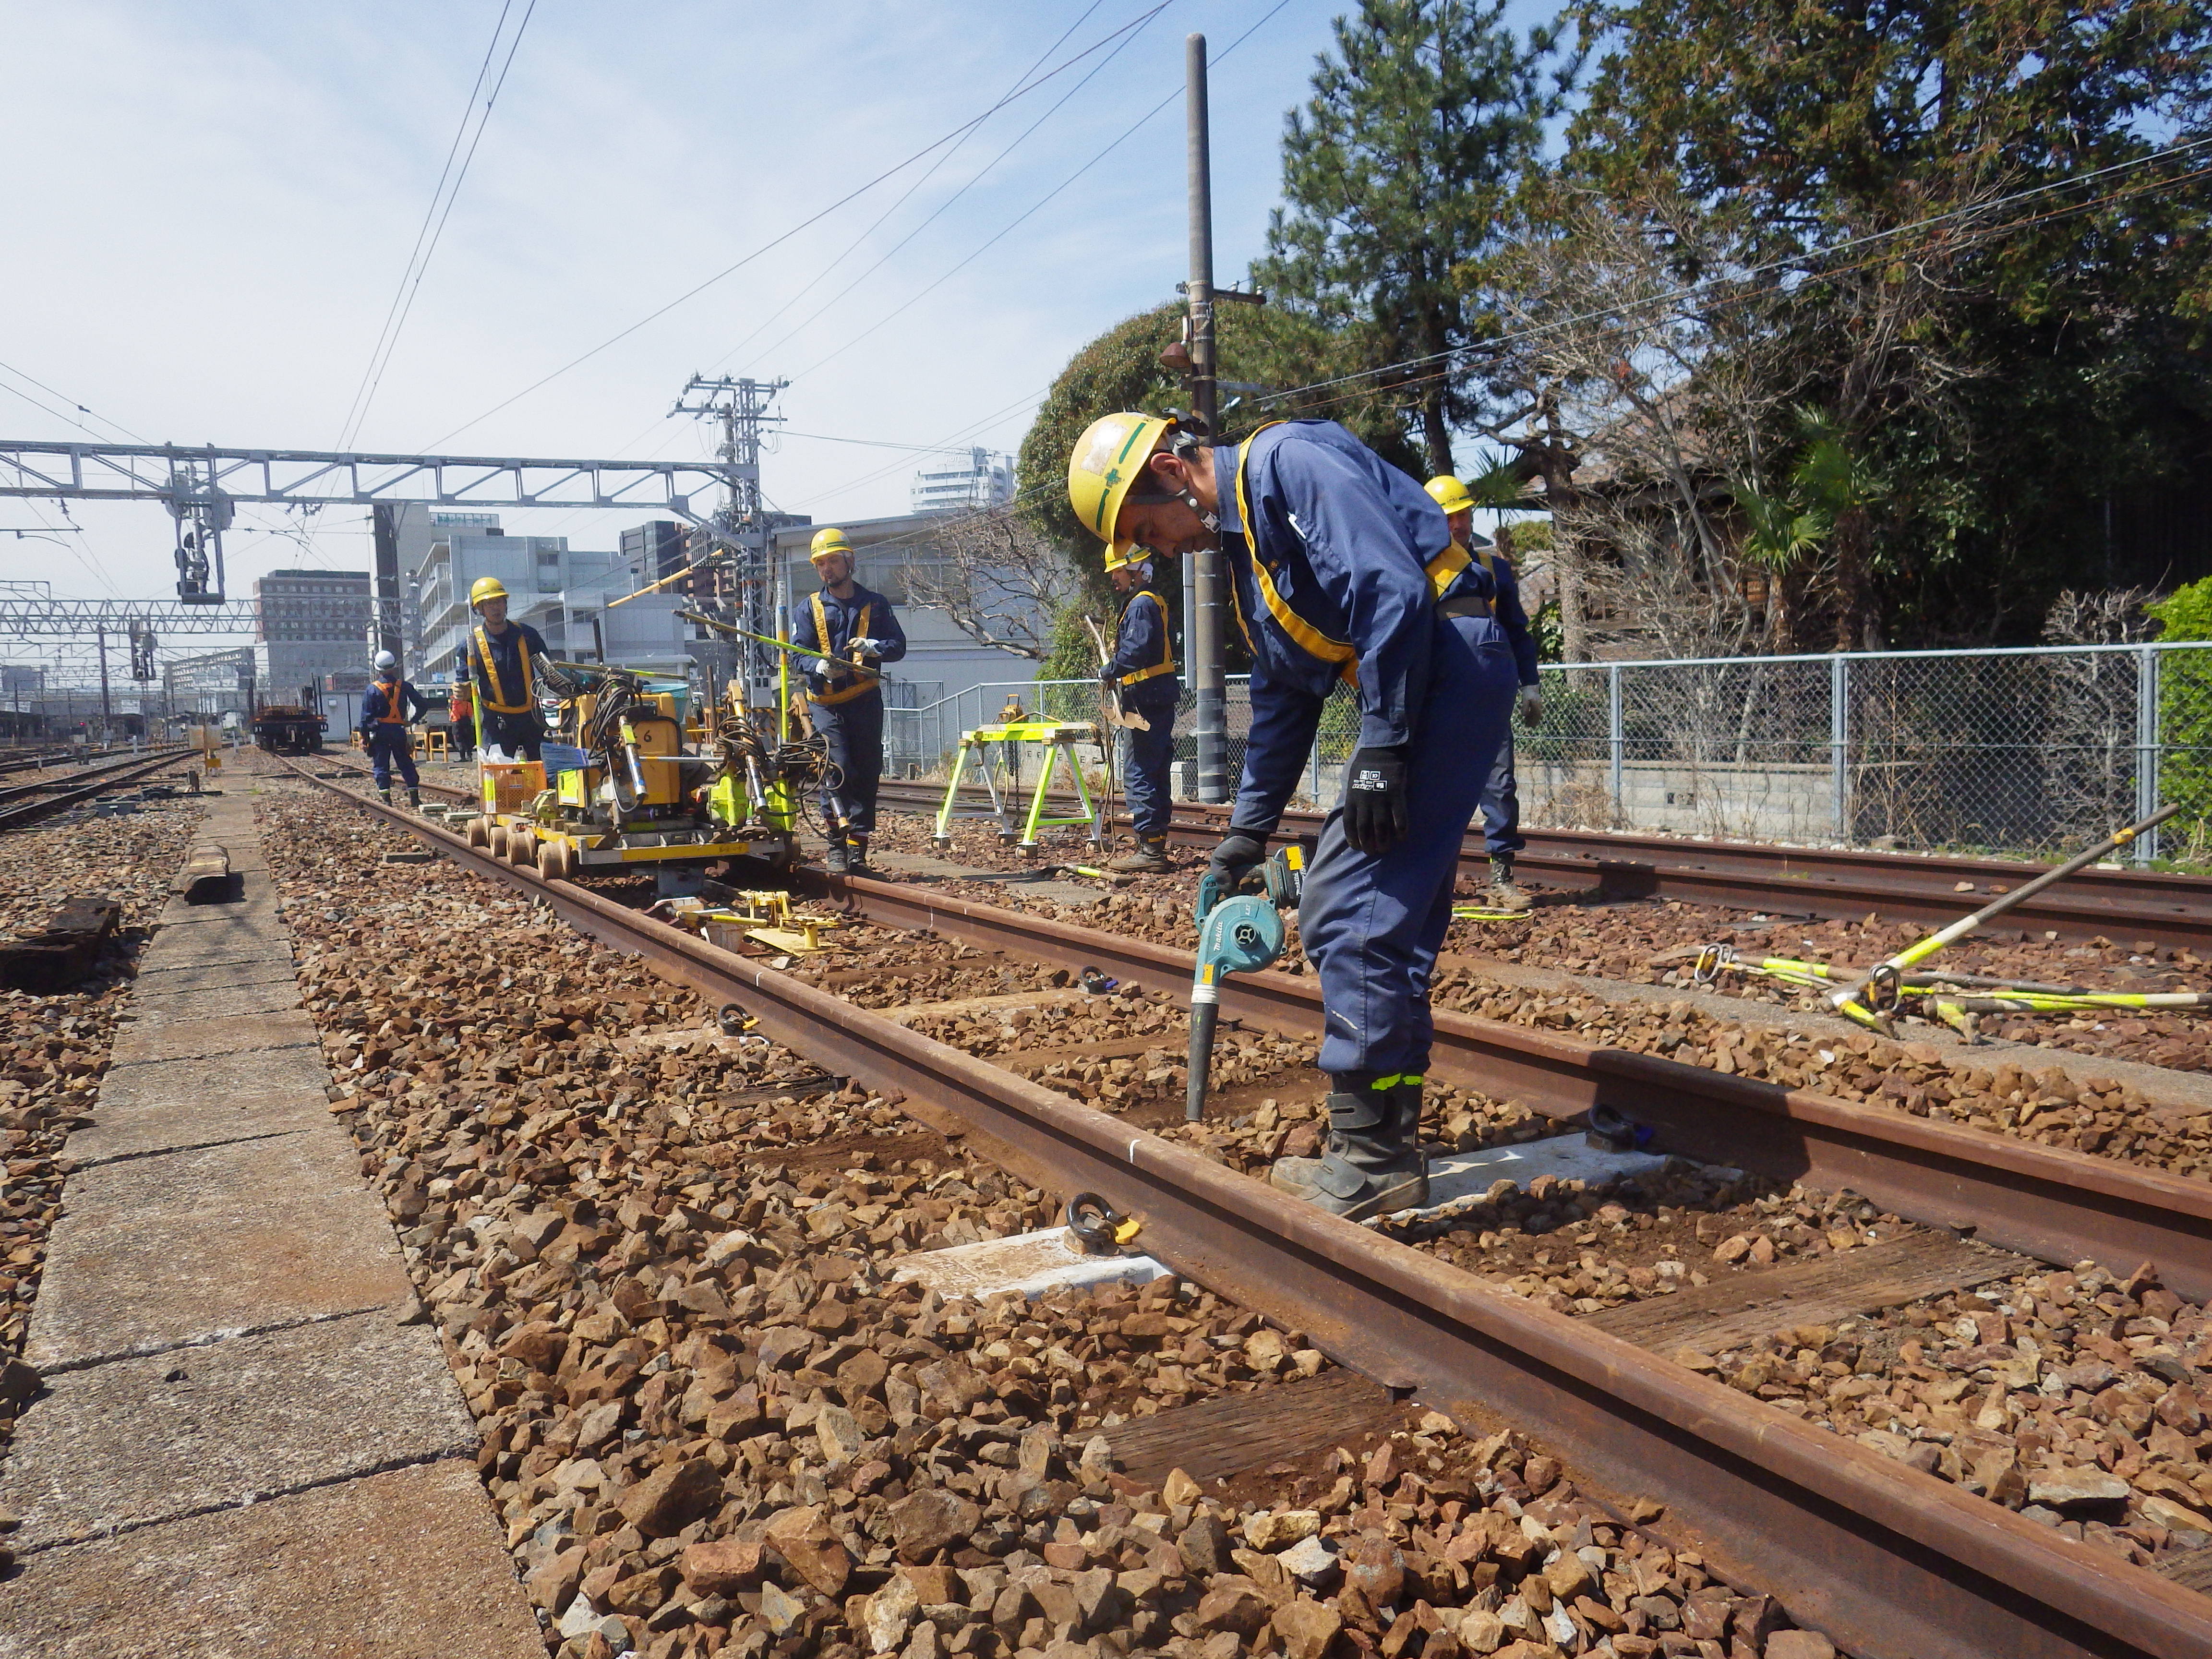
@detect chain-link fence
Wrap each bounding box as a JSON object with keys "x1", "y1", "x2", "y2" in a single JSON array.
[
  {"x1": 1493, "y1": 643, "x2": 2212, "y2": 866},
  {"x1": 894, "y1": 643, "x2": 2212, "y2": 866}
]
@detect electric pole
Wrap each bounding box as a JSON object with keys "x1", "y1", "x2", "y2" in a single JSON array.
[
  {"x1": 370, "y1": 505, "x2": 405, "y2": 665},
  {"x1": 1186, "y1": 33, "x2": 1228, "y2": 804},
  {"x1": 672, "y1": 374, "x2": 788, "y2": 697}
]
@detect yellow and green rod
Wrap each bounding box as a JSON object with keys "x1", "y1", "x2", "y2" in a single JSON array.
[{"x1": 1827, "y1": 803, "x2": 2183, "y2": 1034}]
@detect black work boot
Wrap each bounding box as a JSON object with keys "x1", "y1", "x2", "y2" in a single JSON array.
[
  {"x1": 407, "y1": 787, "x2": 422, "y2": 809},
  {"x1": 1107, "y1": 834, "x2": 1170, "y2": 874},
  {"x1": 846, "y1": 835, "x2": 871, "y2": 873},
  {"x1": 824, "y1": 836, "x2": 851, "y2": 875},
  {"x1": 378, "y1": 786, "x2": 393, "y2": 805},
  {"x1": 1270, "y1": 1072, "x2": 1430, "y2": 1219},
  {"x1": 1488, "y1": 854, "x2": 1533, "y2": 912}
]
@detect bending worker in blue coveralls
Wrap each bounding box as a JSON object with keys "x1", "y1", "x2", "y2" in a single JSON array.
[
  {"x1": 1070, "y1": 412, "x2": 1519, "y2": 1218},
  {"x1": 794, "y1": 528, "x2": 907, "y2": 875},
  {"x1": 359, "y1": 650, "x2": 428, "y2": 809},
  {"x1": 1099, "y1": 544, "x2": 1181, "y2": 873},
  {"x1": 1425, "y1": 475, "x2": 1544, "y2": 911}
]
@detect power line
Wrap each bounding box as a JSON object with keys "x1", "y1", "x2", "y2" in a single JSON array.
[
  {"x1": 336, "y1": 0, "x2": 537, "y2": 450},
  {"x1": 1259, "y1": 132, "x2": 2212, "y2": 408},
  {"x1": 738, "y1": 1, "x2": 1162, "y2": 372},
  {"x1": 793, "y1": 0, "x2": 1295, "y2": 385},
  {"x1": 0, "y1": 359, "x2": 149, "y2": 445},
  {"x1": 420, "y1": 7, "x2": 1175, "y2": 451},
  {"x1": 700, "y1": 1, "x2": 1114, "y2": 377}
]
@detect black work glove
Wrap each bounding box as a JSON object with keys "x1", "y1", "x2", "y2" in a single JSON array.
[
  {"x1": 1207, "y1": 830, "x2": 1268, "y2": 892},
  {"x1": 1343, "y1": 745, "x2": 1409, "y2": 855},
  {"x1": 1099, "y1": 663, "x2": 1118, "y2": 688}
]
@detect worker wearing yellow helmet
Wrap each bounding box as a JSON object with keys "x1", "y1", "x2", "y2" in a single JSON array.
[
  {"x1": 793, "y1": 527, "x2": 906, "y2": 874},
  {"x1": 463, "y1": 574, "x2": 549, "y2": 762},
  {"x1": 1097, "y1": 541, "x2": 1180, "y2": 871},
  {"x1": 1424, "y1": 474, "x2": 1544, "y2": 912},
  {"x1": 1069, "y1": 412, "x2": 1519, "y2": 1219}
]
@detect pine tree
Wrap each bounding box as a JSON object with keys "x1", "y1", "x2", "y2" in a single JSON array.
[{"x1": 1254, "y1": 0, "x2": 1568, "y2": 476}]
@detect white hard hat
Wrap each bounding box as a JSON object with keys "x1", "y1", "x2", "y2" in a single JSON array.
[{"x1": 374, "y1": 650, "x2": 398, "y2": 671}]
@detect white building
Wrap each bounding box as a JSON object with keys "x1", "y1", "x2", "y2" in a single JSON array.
[
  {"x1": 910, "y1": 448, "x2": 1013, "y2": 516},
  {"x1": 409, "y1": 523, "x2": 688, "y2": 688},
  {"x1": 253, "y1": 569, "x2": 373, "y2": 707}
]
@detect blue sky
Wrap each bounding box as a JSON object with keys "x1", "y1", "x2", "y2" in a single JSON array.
[{"x1": 0, "y1": 0, "x2": 1559, "y2": 629}]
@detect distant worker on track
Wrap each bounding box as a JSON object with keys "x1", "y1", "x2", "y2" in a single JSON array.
[
  {"x1": 1100, "y1": 545, "x2": 1181, "y2": 873},
  {"x1": 794, "y1": 528, "x2": 906, "y2": 875},
  {"x1": 1424, "y1": 474, "x2": 1544, "y2": 911},
  {"x1": 448, "y1": 679, "x2": 476, "y2": 762},
  {"x1": 1070, "y1": 412, "x2": 1519, "y2": 1219},
  {"x1": 464, "y1": 577, "x2": 549, "y2": 763},
  {"x1": 360, "y1": 650, "x2": 428, "y2": 807}
]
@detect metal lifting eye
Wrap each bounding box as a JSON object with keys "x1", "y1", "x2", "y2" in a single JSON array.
[
  {"x1": 717, "y1": 1003, "x2": 752, "y2": 1036},
  {"x1": 1064, "y1": 1191, "x2": 1133, "y2": 1255},
  {"x1": 1867, "y1": 963, "x2": 1903, "y2": 1011}
]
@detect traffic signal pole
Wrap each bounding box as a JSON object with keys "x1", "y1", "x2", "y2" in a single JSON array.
[{"x1": 1186, "y1": 32, "x2": 1228, "y2": 805}]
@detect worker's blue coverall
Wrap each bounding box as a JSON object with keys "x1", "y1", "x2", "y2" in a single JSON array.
[
  {"x1": 466, "y1": 620, "x2": 551, "y2": 761},
  {"x1": 1104, "y1": 585, "x2": 1180, "y2": 838},
  {"x1": 359, "y1": 677, "x2": 427, "y2": 791},
  {"x1": 1467, "y1": 541, "x2": 1542, "y2": 859},
  {"x1": 1220, "y1": 421, "x2": 1518, "y2": 1079},
  {"x1": 793, "y1": 585, "x2": 907, "y2": 837}
]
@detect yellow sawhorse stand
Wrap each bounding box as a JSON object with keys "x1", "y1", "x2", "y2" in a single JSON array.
[{"x1": 932, "y1": 720, "x2": 1106, "y2": 853}]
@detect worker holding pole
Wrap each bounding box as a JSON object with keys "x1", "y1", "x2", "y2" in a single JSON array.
[
  {"x1": 792, "y1": 528, "x2": 906, "y2": 874},
  {"x1": 1100, "y1": 547, "x2": 1181, "y2": 872},
  {"x1": 1070, "y1": 413, "x2": 1519, "y2": 1219},
  {"x1": 1425, "y1": 475, "x2": 1544, "y2": 910}
]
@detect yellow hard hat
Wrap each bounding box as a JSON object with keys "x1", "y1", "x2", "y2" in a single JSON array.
[
  {"x1": 809, "y1": 527, "x2": 854, "y2": 565},
  {"x1": 469, "y1": 576, "x2": 509, "y2": 608},
  {"x1": 1102, "y1": 544, "x2": 1149, "y2": 574},
  {"x1": 1068, "y1": 411, "x2": 1171, "y2": 559},
  {"x1": 1425, "y1": 475, "x2": 1475, "y2": 517}
]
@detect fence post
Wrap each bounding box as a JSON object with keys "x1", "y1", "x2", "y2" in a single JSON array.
[
  {"x1": 2137, "y1": 646, "x2": 2161, "y2": 866},
  {"x1": 1607, "y1": 664, "x2": 1623, "y2": 823},
  {"x1": 1830, "y1": 655, "x2": 1850, "y2": 841}
]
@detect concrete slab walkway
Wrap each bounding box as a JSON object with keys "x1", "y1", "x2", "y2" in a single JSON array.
[{"x1": 0, "y1": 788, "x2": 542, "y2": 1658}]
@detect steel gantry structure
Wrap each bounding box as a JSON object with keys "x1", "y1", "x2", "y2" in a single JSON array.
[{"x1": 0, "y1": 437, "x2": 745, "y2": 608}]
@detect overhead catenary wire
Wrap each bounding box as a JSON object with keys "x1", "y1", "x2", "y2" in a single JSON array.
[
  {"x1": 335, "y1": 0, "x2": 538, "y2": 451},
  {"x1": 0, "y1": 359, "x2": 150, "y2": 445},
  {"x1": 1256, "y1": 132, "x2": 2212, "y2": 410},
  {"x1": 420, "y1": 7, "x2": 1177, "y2": 453},
  {"x1": 790, "y1": 0, "x2": 1295, "y2": 386}
]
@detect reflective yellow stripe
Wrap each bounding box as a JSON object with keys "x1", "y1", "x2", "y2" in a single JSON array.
[
  {"x1": 471, "y1": 625, "x2": 533, "y2": 713},
  {"x1": 1116, "y1": 589, "x2": 1176, "y2": 686},
  {"x1": 1425, "y1": 541, "x2": 1495, "y2": 611},
  {"x1": 807, "y1": 594, "x2": 875, "y2": 705},
  {"x1": 1231, "y1": 423, "x2": 1358, "y2": 687}
]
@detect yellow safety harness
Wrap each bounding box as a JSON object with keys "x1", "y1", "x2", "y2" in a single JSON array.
[
  {"x1": 807, "y1": 591, "x2": 877, "y2": 705},
  {"x1": 372, "y1": 678, "x2": 409, "y2": 724},
  {"x1": 469, "y1": 624, "x2": 534, "y2": 714},
  {"x1": 1423, "y1": 540, "x2": 1498, "y2": 610},
  {"x1": 1116, "y1": 589, "x2": 1176, "y2": 686}
]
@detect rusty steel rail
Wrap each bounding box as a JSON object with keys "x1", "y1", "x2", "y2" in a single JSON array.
[
  {"x1": 283, "y1": 757, "x2": 2212, "y2": 1659},
  {"x1": 803, "y1": 869, "x2": 2212, "y2": 1306},
  {"x1": 0, "y1": 746, "x2": 194, "y2": 832},
  {"x1": 872, "y1": 779, "x2": 2212, "y2": 952}
]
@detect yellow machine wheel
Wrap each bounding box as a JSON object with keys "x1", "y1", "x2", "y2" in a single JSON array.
[
  {"x1": 464, "y1": 816, "x2": 489, "y2": 849},
  {"x1": 507, "y1": 826, "x2": 538, "y2": 867}
]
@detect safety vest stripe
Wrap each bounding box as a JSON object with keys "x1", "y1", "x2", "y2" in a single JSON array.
[
  {"x1": 807, "y1": 593, "x2": 876, "y2": 705},
  {"x1": 471, "y1": 625, "x2": 534, "y2": 713},
  {"x1": 1230, "y1": 423, "x2": 1358, "y2": 687},
  {"x1": 1425, "y1": 541, "x2": 1497, "y2": 611},
  {"x1": 1116, "y1": 589, "x2": 1177, "y2": 687},
  {"x1": 374, "y1": 680, "x2": 407, "y2": 723}
]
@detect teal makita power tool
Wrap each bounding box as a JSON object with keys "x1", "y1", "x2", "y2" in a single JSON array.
[{"x1": 1186, "y1": 843, "x2": 1305, "y2": 1121}]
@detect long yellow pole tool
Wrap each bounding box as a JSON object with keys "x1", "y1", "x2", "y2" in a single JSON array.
[
  {"x1": 676, "y1": 610, "x2": 882, "y2": 685},
  {"x1": 1828, "y1": 802, "x2": 2182, "y2": 1034},
  {"x1": 609, "y1": 558, "x2": 718, "y2": 608}
]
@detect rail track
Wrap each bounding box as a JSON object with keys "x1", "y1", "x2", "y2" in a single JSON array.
[
  {"x1": 871, "y1": 779, "x2": 2212, "y2": 953},
  {"x1": 280, "y1": 754, "x2": 2212, "y2": 1659},
  {"x1": 0, "y1": 746, "x2": 193, "y2": 833}
]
